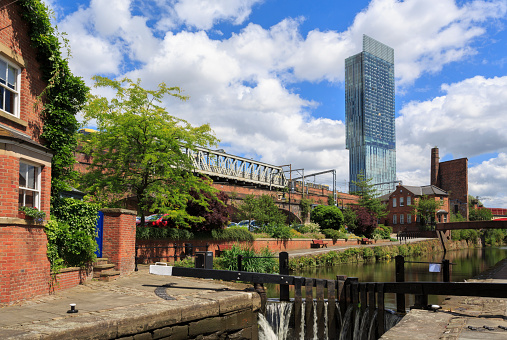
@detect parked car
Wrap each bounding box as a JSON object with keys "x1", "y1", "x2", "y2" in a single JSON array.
[
  {"x1": 238, "y1": 220, "x2": 260, "y2": 231},
  {"x1": 144, "y1": 214, "x2": 167, "y2": 227},
  {"x1": 227, "y1": 222, "x2": 238, "y2": 228}
]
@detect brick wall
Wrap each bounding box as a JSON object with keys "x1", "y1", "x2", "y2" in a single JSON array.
[
  {"x1": 438, "y1": 158, "x2": 468, "y2": 219},
  {"x1": 102, "y1": 208, "x2": 136, "y2": 275},
  {"x1": 0, "y1": 3, "x2": 46, "y2": 140},
  {"x1": 0, "y1": 224, "x2": 50, "y2": 306},
  {"x1": 49, "y1": 267, "x2": 93, "y2": 293}
]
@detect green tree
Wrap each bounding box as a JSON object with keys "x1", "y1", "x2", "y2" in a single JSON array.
[
  {"x1": 237, "y1": 194, "x2": 285, "y2": 226},
  {"x1": 411, "y1": 195, "x2": 443, "y2": 229},
  {"x1": 327, "y1": 194, "x2": 335, "y2": 206},
  {"x1": 80, "y1": 76, "x2": 218, "y2": 227},
  {"x1": 469, "y1": 207, "x2": 493, "y2": 221},
  {"x1": 343, "y1": 206, "x2": 357, "y2": 231},
  {"x1": 299, "y1": 198, "x2": 312, "y2": 221},
  {"x1": 310, "y1": 205, "x2": 344, "y2": 231},
  {"x1": 350, "y1": 172, "x2": 388, "y2": 219}
]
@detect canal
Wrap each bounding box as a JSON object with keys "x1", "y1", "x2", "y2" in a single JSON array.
[{"x1": 266, "y1": 246, "x2": 507, "y2": 309}]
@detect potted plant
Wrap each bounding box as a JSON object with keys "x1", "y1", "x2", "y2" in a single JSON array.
[{"x1": 18, "y1": 206, "x2": 46, "y2": 224}]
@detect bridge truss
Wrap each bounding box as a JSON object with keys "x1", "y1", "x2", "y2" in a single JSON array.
[{"x1": 186, "y1": 147, "x2": 288, "y2": 189}]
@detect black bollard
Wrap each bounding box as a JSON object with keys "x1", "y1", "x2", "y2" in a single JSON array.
[{"x1": 279, "y1": 252, "x2": 290, "y2": 301}]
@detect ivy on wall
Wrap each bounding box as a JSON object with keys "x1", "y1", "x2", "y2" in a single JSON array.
[{"x1": 17, "y1": 0, "x2": 89, "y2": 196}]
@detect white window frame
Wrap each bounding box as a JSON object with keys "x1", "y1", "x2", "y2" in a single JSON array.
[
  {"x1": 393, "y1": 214, "x2": 397, "y2": 224},
  {"x1": 407, "y1": 214, "x2": 411, "y2": 224},
  {"x1": 393, "y1": 197, "x2": 397, "y2": 208},
  {"x1": 0, "y1": 56, "x2": 21, "y2": 117},
  {"x1": 400, "y1": 214, "x2": 404, "y2": 224},
  {"x1": 407, "y1": 196, "x2": 411, "y2": 206},
  {"x1": 400, "y1": 197, "x2": 404, "y2": 207},
  {"x1": 18, "y1": 161, "x2": 41, "y2": 209}
]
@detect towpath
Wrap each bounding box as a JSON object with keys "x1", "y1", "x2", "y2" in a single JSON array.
[
  {"x1": 286, "y1": 236, "x2": 432, "y2": 257},
  {"x1": 0, "y1": 265, "x2": 259, "y2": 339}
]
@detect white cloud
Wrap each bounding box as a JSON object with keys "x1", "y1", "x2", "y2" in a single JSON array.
[
  {"x1": 171, "y1": 0, "x2": 263, "y2": 30},
  {"x1": 397, "y1": 75, "x2": 507, "y2": 158},
  {"x1": 469, "y1": 153, "x2": 507, "y2": 207}
]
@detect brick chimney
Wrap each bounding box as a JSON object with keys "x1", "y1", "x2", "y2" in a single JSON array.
[{"x1": 431, "y1": 147, "x2": 439, "y2": 187}]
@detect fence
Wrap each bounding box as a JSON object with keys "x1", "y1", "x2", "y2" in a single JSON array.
[{"x1": 151, "y1": 251, "x2": 507, "y2": 338}]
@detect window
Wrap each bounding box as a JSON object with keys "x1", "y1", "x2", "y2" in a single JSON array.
[
  {"x1": 400, "y1": 197, "x2": 404, "y2": 207},
  {"x1": 407, "y1": 196, "x2": 411, "y2": 206},
  {"x1": 400, "y1": 214, "x2": 404, "y2": 224},
  {"x1": 19, "y1": 162, "x2": 40, "y2": 208},
  {"x1": 416, "y1": 215, "x2": 420, "y2": 223},
  {"x1": 393, "y1": 198, "x2": 397, "y2": 208},
  {"x1": 393, "y1": 214, "x2": 397, "y2": 224},
  {"x1": 407, "y1": 214, "x2": 411, "y2": 224},
  {"x1": 0, "y1": 57, "x2": 20, "y2": 117},
  {"x1": 444, "y1": 214, "x2": 447, "y2": 223}
]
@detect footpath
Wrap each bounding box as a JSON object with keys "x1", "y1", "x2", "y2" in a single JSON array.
[
  {"x1": 381, "y1": 258, "x2": 507, "y2": 340},
  {"x1": 0, "y1": 266, "x2": 260, "y2": 339}
]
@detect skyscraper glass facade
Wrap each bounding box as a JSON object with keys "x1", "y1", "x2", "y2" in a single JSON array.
[{"x1": 345, "y1": 35, "x2": 396, "y2": 195}]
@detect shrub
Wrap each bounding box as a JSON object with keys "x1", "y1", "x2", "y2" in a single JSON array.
[
  {"x1": 136, "y1": 227, "x2": 193, "y2": 240},
  {"x1": 372, "y1": 225, "x2": 392, "y2": 240},
  {"x1": 322, "y1": 228, "x2": 348, "y2": 240},
  {"x1": 211, "y1": 228, "x2": 254, "y2": 242},
  {"x1": 310, "y1": 205, "x2": 344, "y2": 231},
  {"x1": 47, "y1": 198, "x2": 99, "y2": 270},
  {"x1": 294, "y1": 222, "x2": 321, "y2": 234},
  {"x1": 215, "y1": 246, "x2": 277, "y2": 273}
]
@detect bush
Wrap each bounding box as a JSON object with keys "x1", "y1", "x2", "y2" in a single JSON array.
[
  {"x1": 215, "y1": 246, "x2": 277, "y2": 273},
  {"x1": 372, "y1": 225, "x2": 392, "y2": 240},
  {"x1": 322, "y1": 228, "x2": 347, "y2": 240},
  {"x1": 211, "y1": 227, "x2": 254, "y2": 242},
  {"x1": 483, "y1": 229, "x2": 507, "y2": 246},
  {"x1": 310, "y1": 205, "x2": 344, "y2": 231},
  {"x1": 294, "y1": 222, "x2": 321, "y2": 234},
  {"x1": 47, "y1": 198, "x2": 100, "y2": 270},
  {"x1": 136, "y1": 227, "x2": 193, "y2": 240}
]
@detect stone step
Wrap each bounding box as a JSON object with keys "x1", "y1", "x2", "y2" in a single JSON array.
[
  {"x1": 93, "y1": 263, "x2": 116, "y2": 278},
  {"x1": 99, "y1": 271, "x2": 121, "y2": 282},
  {"x1": 93, "y1": 258, "x2": 110, "y2": 266}
]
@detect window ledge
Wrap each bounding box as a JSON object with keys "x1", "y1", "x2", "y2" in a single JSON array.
[
  {"x1": 0, "y1": 110, "x2": 28, "y2": 127},
  {"x1": 0, "y1": 217, "x2": 46, "y2": 226}
]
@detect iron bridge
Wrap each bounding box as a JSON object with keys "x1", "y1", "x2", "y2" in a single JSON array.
[{"x1": 185, "y1": 147, "x2": 288, "y2": 188}]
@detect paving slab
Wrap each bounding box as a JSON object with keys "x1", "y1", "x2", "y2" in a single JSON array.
[{"x1": 0, "y1": 265, "x2": 259, "y2": 339}]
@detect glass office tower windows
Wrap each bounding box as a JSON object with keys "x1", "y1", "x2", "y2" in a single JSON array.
[{"x1": 345, "y1": 35, "x2": 396, "y2": 196}]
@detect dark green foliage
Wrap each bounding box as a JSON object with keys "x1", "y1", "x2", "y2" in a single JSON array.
[
  {"x1": 237, "y1": 194, "x2": 286, "y2": 226},
  {"x1": 19, "y1": 206, "x2": 46, "y2": 223},
  {"x1": 450, "y1": 212, "x2": 466, "y2": 222},
  {"x1": 483, "y1": 229, "x2": 507, "y2": 246},
  {"x1": 211, "y1": 228, "x2": 254, "y2": 242},
  {"x1": 299, "y1": 198, "x2": 312, "y2": 220},
  {"x1": 46, "y1": 198, "x2": 99, "y2": 270},
  {"x1": 214, "y1": 246, "x2": 277, "y2": 273},
  {"x1": 327, "y1": 194, "x2": 335, "y2": 206},
  {"x1": 18, "y1": 0, "x2": 88, "y2": 196},
  {"x1": 451, "y1": 229, "x2": 480, "y2": 244},
  {"x1": 372, "y1": 225, "x2": 392, "y2": 240},
  {"x1": 136, "y1": 227, "x2": 193, "y2": 240},
  {"x1": 343, "y1": 207, "x2": 357, "y2": 230},
  {"x1": 469, "y1": 208, "x2": 493, "y2": 221},
  {"x1": 322, "y1": 228, "x2": 348, "y2": 240},
  {"x1": 260, "y1": 224, "x2": 293, "y2": 240},
  {"x1": 310, "y1": 205, "x2": 344, "y2": 231},
  {"x1": 411, "y1": 195, "x2": 443, "y2": 228},
  {"x1": 350, "y1": 172, "x2": 388, "y2": 219}
]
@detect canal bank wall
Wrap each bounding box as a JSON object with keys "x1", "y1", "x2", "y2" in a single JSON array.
[{"x1": 0, "y1": 266, "x2": 261, "y2": 340}]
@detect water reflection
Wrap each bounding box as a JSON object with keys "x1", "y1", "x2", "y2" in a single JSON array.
[{"x1": 266, "y1": 247, "x2": 507, "y2": 309}]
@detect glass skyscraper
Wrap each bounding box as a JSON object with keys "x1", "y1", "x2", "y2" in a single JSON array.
[{"x1": 345, "y1": 35, "x2": 396, "y2": 195}]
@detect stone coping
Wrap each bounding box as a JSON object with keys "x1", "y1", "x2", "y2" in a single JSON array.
[
  {"x1": 101, "y1": 208, "x2": 137, "y2": 215},
  {"x1": 0, "y1": 217, "x2": 46, "y2": 226}
]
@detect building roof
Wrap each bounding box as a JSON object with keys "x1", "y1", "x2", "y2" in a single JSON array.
[
  {"x1": 0, "y1": 125, "x2": 52, "y2": 154},
  {"x1": 402, "y1": 185, "x2": 448, "y2": 197}
]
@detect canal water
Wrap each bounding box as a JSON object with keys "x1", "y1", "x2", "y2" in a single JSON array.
[{"x1": 266, "y1": 246, "x2": 507, "y2": 309}]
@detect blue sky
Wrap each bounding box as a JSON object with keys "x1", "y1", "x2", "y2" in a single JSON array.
[{"x1": 48, "y1": 0, "x2": 507, "y2": 207}]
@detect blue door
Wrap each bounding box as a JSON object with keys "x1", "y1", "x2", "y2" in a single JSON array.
[{"x1": 95, "y1": 211, "x2": 104, "y2": 258}]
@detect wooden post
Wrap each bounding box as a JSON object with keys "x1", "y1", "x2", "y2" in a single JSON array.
[
  {"x1": 367, "y1": 283, "x2": 376, "y2": 321},
  {"x1": 443, "y1": 259, "x2": 451, "y2": 282},
  {"x1": 279, "y1": 252, "x2": 290, "y2": 301},
  {"x1": 337, "y1": 275, "x2": 348, "y2": 320},
  {"x1": 294, "y1": 277, "x2": 303, "y2": 338},
  {"x1": 395, "y1": 255, "x2": 406, "y2": 313},
  {"x1": 377, "y1": 283, "x2": 385, "y2": 337},
  {"x1": 305, "y1": 278, "x2": 314, "y2": 340},
  {"x1": 237, "y1": 255, "x2": 243, "y2": 272},
  {"x1": 316, "y1": 280, "x2": 325, "y2": 340},
  {"x1": 360, "y1": 283, "x2": 367, "y2": 316},
  {"x1": 349, "y1": 278, "x2": 359, "y2": 333},
  {"x1": 327, "y1": 280, "x2": 337, "y2": 340}
]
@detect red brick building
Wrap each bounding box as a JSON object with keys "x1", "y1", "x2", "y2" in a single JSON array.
[
  {"x1": 431, "y1": 147, "x2": 468, "y2": 219},
  {"x1": 380, "y1": 185, "x2": 450, "y2": 232},
  {"x1": 0, "y1": 1, "x2": 53, "y2": 305}
]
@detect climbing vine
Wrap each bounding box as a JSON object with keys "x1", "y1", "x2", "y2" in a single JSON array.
[{"x1": 17, "y1": 0, "x2": 89, "y2": 196}]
